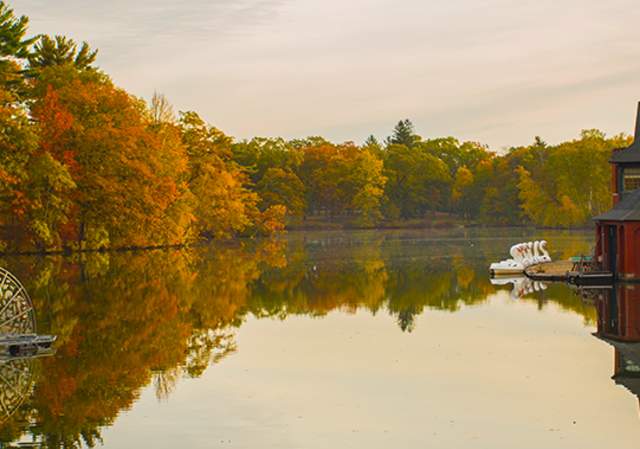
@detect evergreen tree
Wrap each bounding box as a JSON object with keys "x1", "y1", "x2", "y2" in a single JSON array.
[
  {"x1": 533, "y1": 136, "x2": 547, "y2": 148},
  {"x1": 387, "y1": 119, "x2": 418, "y2": 148},
  {"x1": 28, "y1": 35, "x2": 97, "y2": 71},
  {"x1": 0, "y1": 1, "x2": 35, "y2": 92},
  {"x1": 364, "y1": 134, "x2": 380, "y2": 148},
  {"x1": 0, "y1": 2, "x2": 32, "y2": 63},
  {"x1": 363, "y1": 134, "x2": 383, "y2": 156}
]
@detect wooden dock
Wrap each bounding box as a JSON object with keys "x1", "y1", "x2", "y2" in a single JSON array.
[
  {"x1": 525, "y1": 260, "x2": 614, "y2": 285},
  {"x1": 525, "y1": 260, "x2": 573, "y2": 282}
]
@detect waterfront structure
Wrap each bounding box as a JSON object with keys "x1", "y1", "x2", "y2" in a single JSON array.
[{"x1": 594, "y1": 103, "x2": 640, "y2": 281}]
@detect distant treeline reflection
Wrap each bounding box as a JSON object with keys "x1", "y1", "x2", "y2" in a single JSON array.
[{"x1": 0, "y1": 234, "x2": 595, "y2": 447}]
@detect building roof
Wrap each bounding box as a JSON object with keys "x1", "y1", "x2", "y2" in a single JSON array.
[
  {"x1": 611, "y1": 148, "x2": 640, "y2": 163},
  {"x1": 593, "y1": 188, "x2": 640, "y2": 221},
  {"x1": 611, "y1": 102, "x2": 640, "y2": 163}
]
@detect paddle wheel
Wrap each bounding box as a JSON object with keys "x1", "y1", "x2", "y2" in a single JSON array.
[{"x1": 0, "y1": 268, "x2": 56, "y2": 424}]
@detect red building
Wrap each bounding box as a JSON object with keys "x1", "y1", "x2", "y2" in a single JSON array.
[{"x1": 594, "y1": 104, "x2": 640, "y2": 281}]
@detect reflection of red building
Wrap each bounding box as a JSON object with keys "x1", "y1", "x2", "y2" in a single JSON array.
[
  {"x1": 594, "y1": 104, "x2": 640, "y2": 281},
  {"x1": 593, "y1": 285, "x2": 640, "y2": 401},
  {"x1": 595, "y1": 285, "x2": 640, "y2": 341}
]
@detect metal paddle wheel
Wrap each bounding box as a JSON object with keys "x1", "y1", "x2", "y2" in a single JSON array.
[
  {"x1": 0, "y1": 268, "x2": 56, "y2": 424},
  {"x1": 0, "y1": 268, "x2": 36, "y2": 336},
  {"x1": 0, "y1": 356, "x2": 35, "y2": 424}
]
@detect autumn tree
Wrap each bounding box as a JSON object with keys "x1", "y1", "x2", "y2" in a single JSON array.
[
  {"x1": 383, "y1": 144, "x2": 451, "y2": 218},
  {"x1": 146, "y1": 93, "x2": 194, "y2": 241},
  {"x1": 514, "y1": 130, "x2": 626, "y2": 227},
  {"x1": 451, "y1": 166, "x2": 474, "y2": 219},
  {"x1": 348, "y1": 148, "x2": 387, "y2": 226},
  {"x1": 29, "y1": 65, "x2": 190, "y2": 249},
  {"x1": 297, "y1": 143, "x2": 386, "y2": 224},
  {"x1": 478, "y1": 156, "x2": 522, "y2": 224},
  {"x1": 150, "y1": 91, "x2": 175, "y2": 124},
  {"x1": 363, "y1": 135, "x2": 383, "y2": 156},
  {"x1": 257, "y1": 168, "x2": 306, "y2": 217},
  {"x1": 421, "y1": 137, "x2": 491, "y2": 176},
  {"x1": 179, "y1": 111, "x2": 263, "y2": 238},
  {"x1": 232, "y1": 137, "x2": 303, "y2": 183},
  {"x1": 0, "y1": 85, "x2": 76, "y2": 251}
]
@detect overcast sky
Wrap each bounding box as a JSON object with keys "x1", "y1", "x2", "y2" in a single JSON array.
[{"x1": 13, "y1": 0, "x2": 640, "y2": 150}]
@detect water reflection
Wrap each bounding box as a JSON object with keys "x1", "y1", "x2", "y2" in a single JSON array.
[
  {"x1": 491, "y1": 276, "x2": 547, "y2": 299},
  {"x1": 0, "y1": 230, "x2": 603, "y2": 447},
  {"x1": 588, "y1": 285, "x2": 640, "y2": 406}
]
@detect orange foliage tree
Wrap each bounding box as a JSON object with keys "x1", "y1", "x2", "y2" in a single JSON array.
[{"x1": 29, "y1": 66, "x2": 190, "y2": 249}]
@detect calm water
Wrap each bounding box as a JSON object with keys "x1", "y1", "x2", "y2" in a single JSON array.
[{"x1": 0, "y1": 228, "x2": 638, "y2": 448}]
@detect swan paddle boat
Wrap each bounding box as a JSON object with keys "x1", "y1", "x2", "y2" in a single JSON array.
[{"x1": 489, "y1": 240, "x2": 551, "y2": 276}]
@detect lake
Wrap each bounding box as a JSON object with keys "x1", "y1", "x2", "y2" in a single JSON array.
[{"x1": 0, "y1": 228, "x2": 638, "y2": 448}]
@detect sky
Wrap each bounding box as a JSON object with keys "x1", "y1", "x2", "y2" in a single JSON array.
[{"x1": 13, "y1": 0, "x2": 640, "y2": 150}]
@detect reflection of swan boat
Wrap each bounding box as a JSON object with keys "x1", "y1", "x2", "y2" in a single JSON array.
[
  {"x1": 490, "y1": 276, "x2": 547, "y2": 299},
  {"x1": 490, "y1": 240, "x2": 552, "y2": 276}
]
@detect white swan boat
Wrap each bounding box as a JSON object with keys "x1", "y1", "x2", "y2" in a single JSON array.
[{"x1": 489, "y1": 240, "x2": 551, "y2": 276}]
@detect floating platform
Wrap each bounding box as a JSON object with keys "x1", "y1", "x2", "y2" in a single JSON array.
[
  {"x1": 525, "y1": 260, "x2": 614, "y2": 286},
  {"x1": 525, "y1": 260, "x2": 573, "y2": 281},
  {"x1": 0, "y1": 334, "x2": 56, "y2": 358}
]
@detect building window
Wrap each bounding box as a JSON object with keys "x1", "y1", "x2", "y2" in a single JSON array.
[{"x1": 624, "y1": 167, "x2": 640, "y2": 192}]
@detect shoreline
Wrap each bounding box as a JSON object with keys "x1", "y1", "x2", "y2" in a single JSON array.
[{"x1": 0, "y1": 223, "x2": 595, "y2": 257}]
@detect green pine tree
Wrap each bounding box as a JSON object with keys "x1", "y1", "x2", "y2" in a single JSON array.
[
  {"x1": 386, "y1": 119, "x2": 418, "y2": 148},
  {"x1": 0, "y1": 1, "x2": 35, "y2": 92},
  {"x1": 28, "y1": 35, "x2": 97, "y2": 71}
]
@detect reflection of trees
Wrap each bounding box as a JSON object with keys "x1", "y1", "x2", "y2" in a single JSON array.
[
  {"x1": 0, "y1": 230, "x2": 598, "y2": 446},
  {"x1": 249, "y1": 235, "x2": 496, "y2": 332},
  {"x1": 519, "y1": 283, "x2": 597, "y2": 324},
  {"x1": 0, "y1": 241, "x2": 285, "y2": 448},
  {"x1": 248, "y1": 236, "x2": 389, "y2": 318},
  {"x1": 28, "y1": 252, "x2": 191, "y2": 448}
]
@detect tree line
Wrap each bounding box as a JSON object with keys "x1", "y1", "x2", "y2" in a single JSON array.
[{"x1": 0, "y1": 1, "x2": 630, "y2": 253}]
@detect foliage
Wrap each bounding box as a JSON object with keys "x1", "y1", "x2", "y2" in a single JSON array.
[
  {"x1": 256, "y1": 168, "x2": 306, "y2": 216},
  {"x1": 29, "y1": 66, "x2": 190, "y2": 249},
  {"x1": 0, "y1": 2, "x2": 634, "y2": 253},
  {"x1": 297, "y1": 143, "x2": 386, "y2": 225},
  {"x1": 421, "y1": 137, "x2": 491, "y2": 175},
  {"x1": 179, "y1": 111, "x2": 260, "y2": 238},
  {"x1": 383, "y1": 144, "x2": 451, "y2": 218},
  {"x1": 452, "y1": 166, "x2": 474, "y2": 218},
  {"x1": 513, "y1": 131, "x2": 628, "y2": 227}
]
